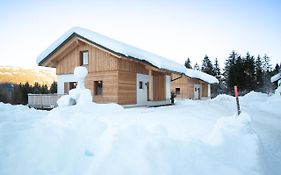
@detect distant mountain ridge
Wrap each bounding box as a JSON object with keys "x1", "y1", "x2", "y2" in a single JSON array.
[{"x1": 0, "y1": 66, "x2": 56, "y2": 87}]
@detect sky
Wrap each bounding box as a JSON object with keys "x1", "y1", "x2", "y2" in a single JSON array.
[{"x1": 0, "y1": 0, "x2": 280, "y2": 69}]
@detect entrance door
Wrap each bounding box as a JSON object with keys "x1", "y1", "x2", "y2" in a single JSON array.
[
  {"x1": 194, "y1": 84, "x2": 200, "y2": 99},
  {"x1": 137, "y1": 74, "x2": 149, "y2": 105}
]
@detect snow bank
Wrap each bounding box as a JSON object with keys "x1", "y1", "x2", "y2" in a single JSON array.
[
  {"x1": 271, "y1": 73, "x2": 281, "y2": 83},
  {"x1": 259, "y1": 94, "x2": 281, "y2": 116},
  {"x1": 0, "y1": 99, "x2": 261, "y2": 175}
]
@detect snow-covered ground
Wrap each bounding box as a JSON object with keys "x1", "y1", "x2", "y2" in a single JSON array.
[{"x1": 0, "y1": 92, "x2": 280, "y2": 175}]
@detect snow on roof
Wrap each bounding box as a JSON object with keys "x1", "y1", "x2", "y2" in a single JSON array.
[
  {"x1": 185, "y1": 69, "x2": 219, "y2": 84},
  {"x1": 37, "y1": 27, "x2": 218, "y2": 84},
  {"x1": 37, "y1": 27, "x2": 186, "y2": 73},
  {"x1": 271, "y1": 73, "x2": 281, "y2": 83}
]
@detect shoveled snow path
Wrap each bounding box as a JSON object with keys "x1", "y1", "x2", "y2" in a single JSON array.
[{"x1": 243, "y1": 107, "x2": 281, "y2": 175}]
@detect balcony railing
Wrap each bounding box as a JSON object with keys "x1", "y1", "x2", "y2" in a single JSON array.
[{"x1": 28, "y1": 93, "x2": 63, "y2": 109}]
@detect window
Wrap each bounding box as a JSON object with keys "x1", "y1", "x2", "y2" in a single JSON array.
[
  {"x1": 69, "y1": 82, "x2": 77, "y2": 90},
  {"x1": 175, "y1": 88, "x2": 180, "y2": 95},
  {"x1": 139, "y1": 81, "x2": 143, "y2": 89},
  {"x1": 80, "y1": 51, "x2": 89, "y2": 65},
  {"x1": 64, "y1": 82, "x2": 77, "y2": 94},
  {"x1": 94, "y1": 81, "x2": 103, "y2": 95}
]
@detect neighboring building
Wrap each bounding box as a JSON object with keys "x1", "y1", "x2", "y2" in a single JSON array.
[
  {"x1": 271, "y1": 72, "x2": 281, "y2": 87},
  {"x1": 171, "y1": 69, "x2": 218, "y2": 99},
  {"x1": 37, "y1": 27, "x2": 188, "y2": 106}
]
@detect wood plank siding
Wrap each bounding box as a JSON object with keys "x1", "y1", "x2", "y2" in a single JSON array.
[
  {"x1": 86, "y1": 71, "x2": 118, "y2": 103},
  {"x1": 48, "y1": 36, "x2": 171, "y2": 105},
  {"x1": 171, "y1": 73, "x2": 195, "y2": 99},
  {"x1": 153, "y1": 71, "x2": 166, "y2": 101},
  {"x1": 171, "y1": 73, "x2": 209, "y2": 99}
]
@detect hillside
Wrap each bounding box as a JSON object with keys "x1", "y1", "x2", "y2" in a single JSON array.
[{"x1": 0, "y1": 66, "x2": 56, "y2": 86}]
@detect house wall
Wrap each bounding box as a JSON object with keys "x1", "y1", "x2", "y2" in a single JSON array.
[
  {"x1": 86, "y1": 71, "x2": 118, "y2": 103},
  {"x1": 54, "y1": 39, "x2": 170, "y2": 105},
  {"x1": 201, "y1": 81, "x2": 209, "y2": 97},
  {"x1": 171, "y1": 74, "x2": 210, "y2": 99},
  {"x1": 153, "y1": 71, "x2": 166, "y2": 101},
  {"x1": 56, "y1": 42, "x2": 119, "y2": 75},
  {"x1": 171, "y1": 74, "x2": 195, "y2": 99}
]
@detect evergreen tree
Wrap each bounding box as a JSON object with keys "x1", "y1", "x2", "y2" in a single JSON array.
[
  {"x1": 50, "y1": 81, "x2": 57, "y2": 93},
  {"x1": 194, "y1": 62, "x2": 200, "y2": 70},
  {"x1": 201, "y1": 55, "x2": 215, "y2": 76},
  {"x1": 184, "y1": 58, "x2": 192, "y2": 69},
  {"x1": 255, "y1": 55, "x2": 264, "y2": 91},
  {"x1": 211, "y1": 58, "x2": 224, "y2": 97},
  {"x1": 214, "y1": 58, "x2": 221, "y2": 79},
  {"x1": 262, "y1": 54, "x2": 273, "y2": 93},
  {"x1": 243, "y1": 52, "x2": 256, "y2": 91},
  {"x1": 223, "y1": 51, "x2": 238, "y2": 94}
]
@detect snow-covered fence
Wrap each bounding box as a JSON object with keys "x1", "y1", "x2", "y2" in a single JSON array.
[{"x1": 28, "y1": 94, "x2": 63, "y2": 109}]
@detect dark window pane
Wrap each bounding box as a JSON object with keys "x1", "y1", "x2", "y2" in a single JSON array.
[
  {"x1": 139, "y1": 81, "x2": 143, "y2": 89},
  {"x1": 176, "y1": 88, "x2": 180, "y2": 95},
  {"x1": 94, "y1": 81, "x2": 103, "y2": 95}
]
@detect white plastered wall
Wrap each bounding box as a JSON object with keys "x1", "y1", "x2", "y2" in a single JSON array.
[
  {"x1": 165, "y1": 75, "x2": 171, "y2": 100},
  {"x1": 57, "y1": 74, "x2": 76, "y2": 94}
]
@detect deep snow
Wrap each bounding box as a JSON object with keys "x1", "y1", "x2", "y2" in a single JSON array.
[{"x1": 0, "y1": 92, "x2": 280, "y2": 175}]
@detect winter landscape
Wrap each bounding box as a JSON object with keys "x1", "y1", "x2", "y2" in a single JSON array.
[
  {"x1": 1, "y1": 89, "x2": 281, "y2": 175},
  {"x1": 1, "y1": 1, "x2": 281, "y2": 175}
]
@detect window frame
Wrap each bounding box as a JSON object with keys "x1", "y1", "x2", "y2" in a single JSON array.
[
  {"x1": 175, "y1": 88, "x2": 181, "y2": 95},
  {"x1": 139, "y1": 81, "x2": 143, "y2": 89},
  {"x1": 80, "y1": 50, "x2": 89, "y2": 66},
  {"x1": 94, "y1": 81, "x2": 103, "y2": 96}
]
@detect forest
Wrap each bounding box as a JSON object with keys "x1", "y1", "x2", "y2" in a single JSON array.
[
  {"x1": 0, "y1": 81, "x2": 57, "y2": 105},
  {"x1": 185, "y1": 50, "x2": 280, "y2": 97}
]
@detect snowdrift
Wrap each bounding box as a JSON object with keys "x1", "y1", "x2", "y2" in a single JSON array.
[{"x1": 0, "y1": 99, "x2": 262, "y2": 175}]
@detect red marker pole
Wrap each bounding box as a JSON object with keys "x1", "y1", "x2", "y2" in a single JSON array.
[{"x1": 234, "y1": 86, "x2": 241, "y2": 115}]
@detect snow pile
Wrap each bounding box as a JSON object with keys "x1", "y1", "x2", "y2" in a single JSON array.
[
  {"x1": 271, "y1": 73, "x2": 281, "y2": 83},
  {"x1": 0, "y1": 99, "x2": 262, "y2": 175},
  {"x1": 275, "y1": 85, "x2": 281, "y2": 95},
  {"x1": 185, "y1": 68, "x2": 219, "y2": 84},
  {"x1": 259, "y1": 94, "x2": 281, "y2": 116}
]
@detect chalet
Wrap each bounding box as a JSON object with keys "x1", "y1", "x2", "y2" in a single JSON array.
[
  {"x1": 37, "y1": 27, "x2": 188, "y2": 106},
  {"x1": 171, "y1": 69, "x2": 218, "y2": 100}
]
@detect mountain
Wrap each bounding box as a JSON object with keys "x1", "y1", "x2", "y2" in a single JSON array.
[{"x1": 0, "y1": 66, "x2": 56, "y2": 87}]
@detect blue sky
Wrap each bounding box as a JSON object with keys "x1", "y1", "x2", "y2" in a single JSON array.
[{"x1": 0, "y1": 0, "x2": 280, "y2": 68}]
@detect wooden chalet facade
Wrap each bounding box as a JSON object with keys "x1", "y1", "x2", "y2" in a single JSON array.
[
  {"x1": 171, "y1": 73, "x2": 210, "y2": 100},
  {"x1": 37, "y1": 28, "x2": 175, "y2": 106}
]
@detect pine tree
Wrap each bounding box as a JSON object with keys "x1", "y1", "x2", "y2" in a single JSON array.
[
  {"x1": 262, "y1": 54, "x2": 273, "y2": 93},
  {"x1": 211, "y1": 58, "x2": 224, "y2": 97},
  {"x1": 201, "y1": 55, "x2": 215, "y2": 76},
  {"x1": 243, "y1": 52, "x2": 256, "y2": 91},
  {"x1": 214, "y1": 58, "x2": 221, "y2": 79},
  {"x1": 194, "y1": 62, "x2": 200, "y2": 70},
  {"x1": 224, "y1": 51, "x2": 238, "y2": 94},
  {"x1": 50, "y1": 81, "x2": 57, "y2": 93},
  {"x1": 255, "y1": 55, "x2": 263, "y2": 91},
  {"x1": 184, "y1": 58, "x2": 192, "y2": 69}
]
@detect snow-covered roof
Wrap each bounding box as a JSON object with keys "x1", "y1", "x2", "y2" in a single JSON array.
[
  {"x1": 37, "y1": 27, "x2": 186, "y2": 73},
  {"x1": 271, "y1": 73, "x2": 281, "y2": 83},
  {"x1": 37, "y1": 27, "x2": 218, "y2": 84},
  {"x1": 185, "y1": 69, "x2": 219, "y2": 84}
]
